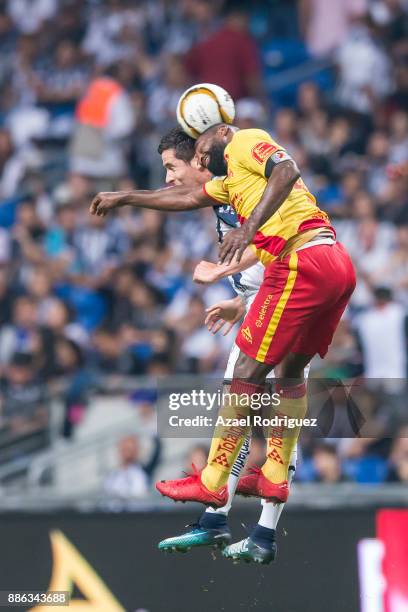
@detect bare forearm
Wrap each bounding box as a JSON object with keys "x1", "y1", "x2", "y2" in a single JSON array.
[
  {"x1": 216, "y1": 247, "x2": 259, "y2": 278},
  {"x1": 245, "y1": 161, "x2": 300, "y2": 236},
  {"x1": 90, "y1": 185, "x2": 213, "y2": 216},
  {"x1": 117, "y1": 187, "x2": 203, "y2": 212}
]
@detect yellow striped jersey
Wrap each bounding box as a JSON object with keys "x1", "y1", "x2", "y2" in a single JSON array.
[{"x1": 203, "y1": 129, "x2": 334, "y2": 265}]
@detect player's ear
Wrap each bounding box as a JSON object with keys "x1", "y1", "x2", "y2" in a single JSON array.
[
  {"x1": 191, "y1": 155, "x2": 201, "y2": 170},
  {"x1": 217, "y1": 124, "x2": 230, "y2": 140}
]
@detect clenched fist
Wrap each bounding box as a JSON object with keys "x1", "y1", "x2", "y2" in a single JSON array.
[
  {"x1": 89, "y1": 192, "x2": 126, "y2": 217},
  {"x1": 219, "y1": 225, "x2": 254, "y2": 265}
]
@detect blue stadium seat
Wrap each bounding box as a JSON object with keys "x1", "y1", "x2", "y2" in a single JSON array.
[
  {"x1": 56, "y1": 284, "x2": 107, "y2": 331},
  {"x1": 261, "y1": 39, "x2": 334, "y2": 107},
  {"x1": 344, "y1": 456, "x2": 389, "y2": 484},
  {"x1": 0, "y1": 196, "x2": 23, "y2": 228}
]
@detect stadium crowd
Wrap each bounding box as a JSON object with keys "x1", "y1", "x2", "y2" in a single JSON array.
[{"x1": 0, "y1": 0, "x2": 407, "y2": 492}]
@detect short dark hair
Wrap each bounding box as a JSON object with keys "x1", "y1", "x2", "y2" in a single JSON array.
[
  {"x1": 313, "y1": 442, "x2": 337, "y2": 456},
  {"x1": 373, "y1": 286, "x2": 392, "y2": 302},
  {"x1": 157, "y1": 127, "x2": 196, "y2": 162}
]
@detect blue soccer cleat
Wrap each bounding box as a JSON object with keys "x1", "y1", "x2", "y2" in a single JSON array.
[{"x1": 158, "y1": 523, "x2": 231, "y2": 553}]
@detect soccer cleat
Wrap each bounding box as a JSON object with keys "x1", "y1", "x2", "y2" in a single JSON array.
[
  {"x1": 156, "y1": 465, "x2": 229, "y2": 508},
  {"x1": 158, "y1": 523, "x2": 231, "y2": 553},
  {"x1": 222, "y1": 537, "x2": 277, "y2": 565},
  {"x1": 236, "y1": 466, "x2": 289, "y2": 503}
]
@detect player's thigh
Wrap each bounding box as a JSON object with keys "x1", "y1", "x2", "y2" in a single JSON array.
[{"x1": 235, "y1": 253, "x2": 303, "y2": 366}]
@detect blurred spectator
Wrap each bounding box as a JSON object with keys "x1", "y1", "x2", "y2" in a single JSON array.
[
  {"x1": 336, "y1": 16, "x2": 393, "y2": 114},
  {"x1": 82, "y1": 0, "x2": 146, "y2": 67},
  {"x1": 319, "y1": 319, "x2": 361, "y2": 378},
  {"x1": 369, "y1": 225, "x2": 408, "y2": 305},
  {"x1": 69, "y1": 74, "x2": 135, "y2": 181},
  {"x1": 32, "y1": 39, "x2": 88, "y2": 109},
  {"x1": 0, "y1": 296, "x2": 39, "y2": 365},
  {"x1": 53, "y1": 337, "x2": 90, "y2": 438},
  {"x1": 103, "y1": 434, "x2": 161, "y2": 499},
  {"x1": 391, "y1": 39, "x2": 408, "y2": 111},
  {"x1": 297, "y1": 81, "x2": 322, "y2": 118},
  {"x1": 312, "y1": 442, "x2": 350, "y2": 483},
  {"x1": 273, "y1": 109, "x2": 299, "y2": 152},
  {"x1": 354, "y1": 287, "x2": 408, "y2": 379},
  {"x1": 43, "y1": 203, "x2": 76, "y2": 266},
  {"x1": 299, "y1": 0, "x2": 367, "y2": 57},
  {"x1": 72, "y1": 212, "x2": 129, "y2": 282},
  {"x1": 336, "y1": 196, "x2": 396, "y2": 308},
  {"x1": 167, "y1": 294, "x2": 220, "y2": 373},
  {"x1": 147, "y1": 55, "x2": 189, "y2": 130},
  {"x1": 0, "y1": 268, "x2": 13, "y2": 326},
  {"x1": 185, "y1": 1, "x2": 262, "y2": 100},
  {"x1": 365, "y1": 131, "x2": 392, "y2": 196},
  {"x1": 369, "y1": 0, "x2": 408, "y2": 44},
  {"x1": 0, "y1": 128, "x2": 26, "y2": 198},
  {"x1": 235, "y1": 98, "x2": 267, "y2": 130},
  {"x1": 0, "y1": 352, "x2": 48, "y2": 436},
  {"x1": 389, "y1": 110, "x2": 408, "y2": 163},
  {"x1": 7, "y1": 0, "x2": 57, "y2": 35}
]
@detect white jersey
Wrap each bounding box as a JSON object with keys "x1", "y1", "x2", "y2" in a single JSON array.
[{"x1": 213, "y1": 204, "x2": 264, "y2": 303}]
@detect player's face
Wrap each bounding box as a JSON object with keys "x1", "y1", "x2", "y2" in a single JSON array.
[
  {"x1": 161, "y1": 149, "x2": 210, "y2": 187},
  {"x1": 196, "y1": 134, "x2": 228, "y2": 176}
]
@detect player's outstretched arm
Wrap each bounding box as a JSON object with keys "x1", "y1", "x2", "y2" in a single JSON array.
[
  {"x1": 89, "y1": 186, "x2": 213, "y2": 217},
  {"x1": 219, "y1": 160, "x2": 300, "y2": 264}
]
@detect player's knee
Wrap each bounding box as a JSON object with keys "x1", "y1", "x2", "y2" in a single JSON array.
[
  {"x1": 233, "y1": 351, "x2": 272, "y2": 384},
  {"x1": 277, "y1": 353, "x2": 311, "y2": 379}
]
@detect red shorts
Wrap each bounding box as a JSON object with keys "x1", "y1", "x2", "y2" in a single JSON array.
[{"x1": 236, "y1": 242, "x2": 356, "y2": 365}]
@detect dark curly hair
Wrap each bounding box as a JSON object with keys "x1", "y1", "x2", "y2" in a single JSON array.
[{"x1": 157, "y1": 127, "x2": 196, "y2": 163}]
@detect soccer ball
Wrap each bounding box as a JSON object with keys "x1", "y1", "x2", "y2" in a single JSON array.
[{"x1": 177, "y1": 83, "x2": 235, "y2": 139}]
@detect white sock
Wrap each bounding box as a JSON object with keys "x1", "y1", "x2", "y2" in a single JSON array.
[
  {"x1": 258, "y1": 446, "x2": 297, "y2": 529},
  {"x1": 205, "y1": 435, "x2": 251, "y2": 515}
]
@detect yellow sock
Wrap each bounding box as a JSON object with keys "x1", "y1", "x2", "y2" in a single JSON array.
[
  {"x1": 262, "y1": 383, "x2": 307, "y2": 484},
  {"x1": 201, "y1": 380, "x2": 264, "y2": 492}
]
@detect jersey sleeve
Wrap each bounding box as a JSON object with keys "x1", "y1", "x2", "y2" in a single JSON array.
[
  {"x1": 203, "y1": 178, "x2": 230, "y2": 205},
  {"x1": 233, "y1": 129, "x2": 293, "y2": 178}
]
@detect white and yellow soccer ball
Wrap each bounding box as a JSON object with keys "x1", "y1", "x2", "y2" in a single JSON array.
[{"x1": 177, "y1": 83, "x2": 235, "y2": 139}]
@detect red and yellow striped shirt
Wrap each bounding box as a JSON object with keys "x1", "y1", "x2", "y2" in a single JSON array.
[{"x1": 203, "y1": 129, "x2": 334, "y2": 265}]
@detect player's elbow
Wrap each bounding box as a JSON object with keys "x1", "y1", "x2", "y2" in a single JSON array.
[
  {"x1": 286, "y1": 160, "x2": 301, "y2": 186},
  {"x1": 271, "y1": 160, "x2": 301, "y2": 191}
]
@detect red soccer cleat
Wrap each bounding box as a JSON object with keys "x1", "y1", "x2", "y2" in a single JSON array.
[
  {"x1": 236, "y1": 466, "x2": 289, "y2": 503},
  {"x1": 156, "y1": 464, "x2": 229, "y2": 508}
]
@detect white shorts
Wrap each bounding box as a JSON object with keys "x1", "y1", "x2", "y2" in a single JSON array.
[
  {"x1": 224, "y1": 293, "x2": 275, "y2": 382},
  {"x1": 224, "y1": 341, "x2": 275, "y2": 381}
]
